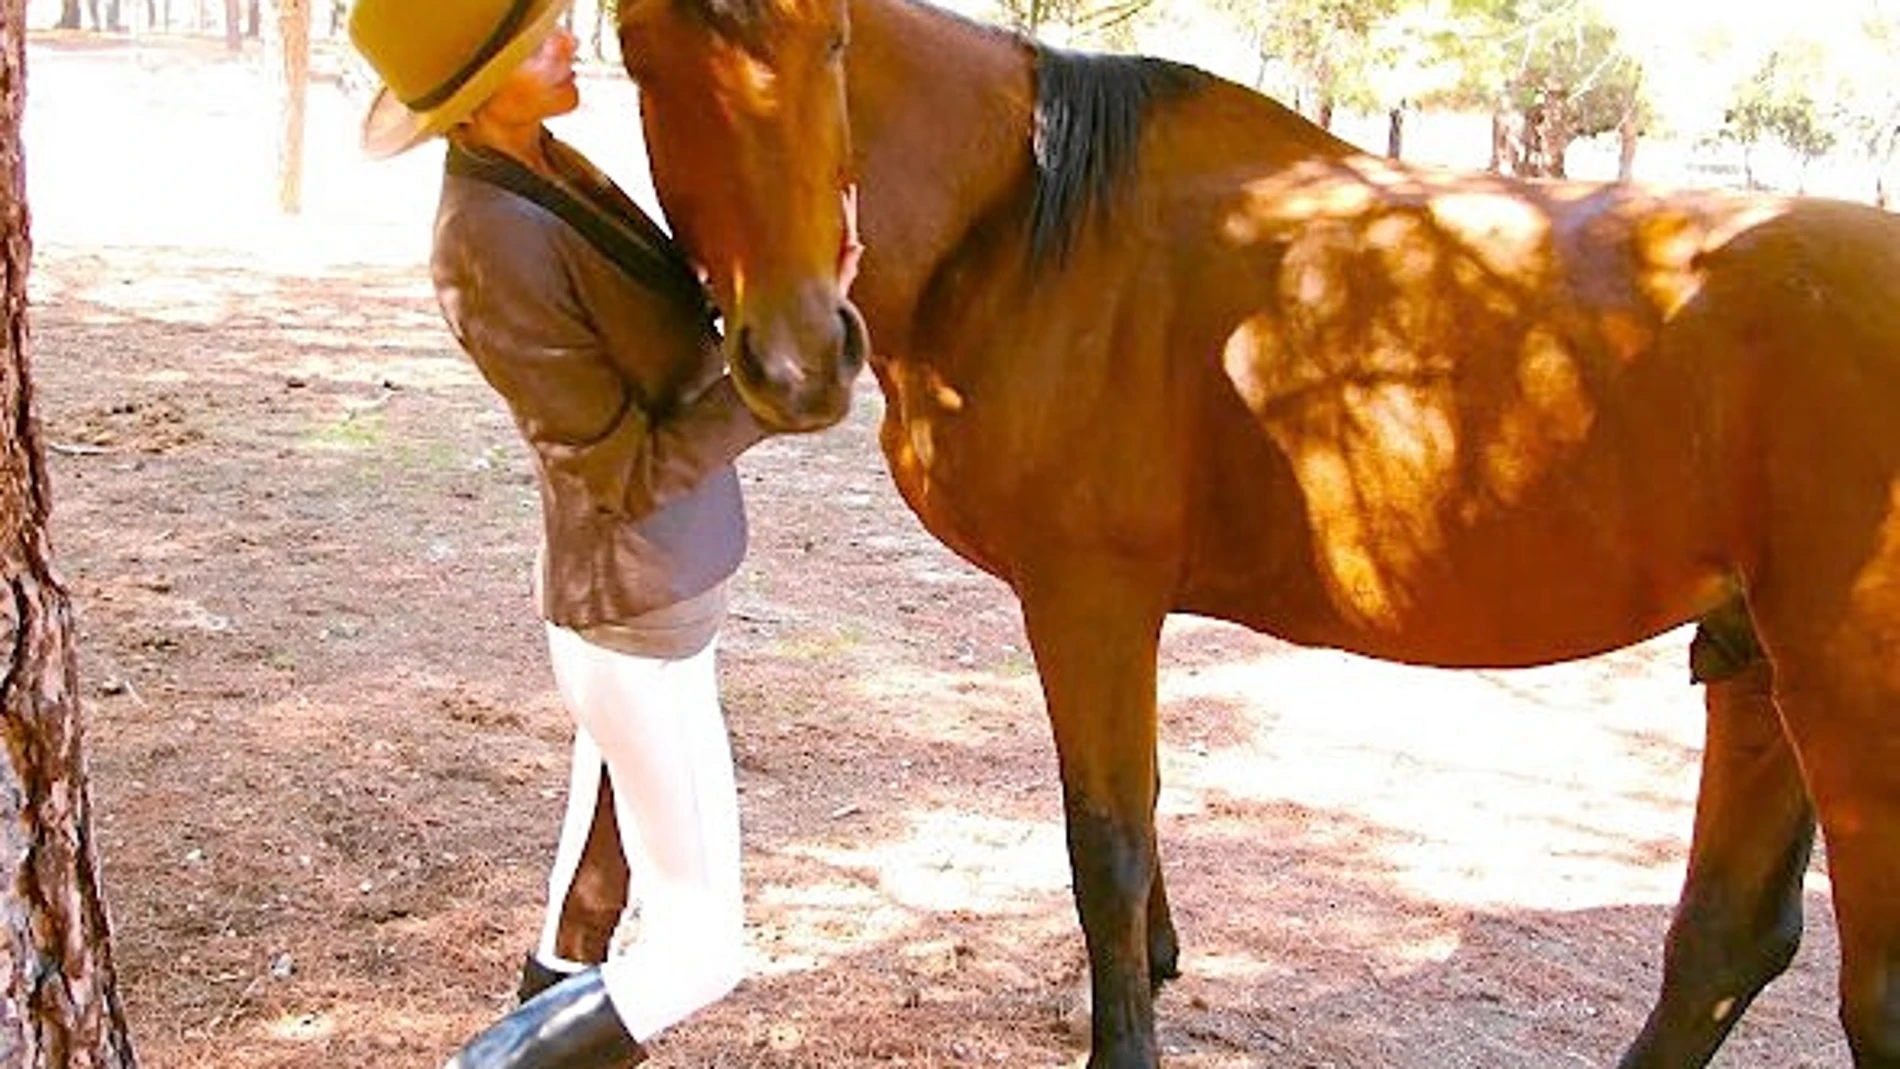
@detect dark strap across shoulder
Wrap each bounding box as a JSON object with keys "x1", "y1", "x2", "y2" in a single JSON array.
[{"x1": 447, "y1": 139, "x2": 714, "y2": 322}]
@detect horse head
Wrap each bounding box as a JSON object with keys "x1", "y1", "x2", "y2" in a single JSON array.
[{"x1": 619, "y1": 0, "x2": 866, "y2": 433}]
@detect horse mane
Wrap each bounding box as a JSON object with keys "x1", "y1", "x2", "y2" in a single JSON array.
[
  {"x1": 1030, "y1": 46, "x2": 1207, "y2": 267},
  {"x1": 680, "y1": 0, "x2": 774, "y2": 49}
]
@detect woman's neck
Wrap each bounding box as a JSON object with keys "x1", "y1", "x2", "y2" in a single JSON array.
[{"x1": 453, "y1": 118, "x2": 554, "y2": 177}]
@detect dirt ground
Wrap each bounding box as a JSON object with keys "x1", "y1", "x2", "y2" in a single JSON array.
[{"x1": 22, "y1": 29, "x2": 1853, "y2": 1069}]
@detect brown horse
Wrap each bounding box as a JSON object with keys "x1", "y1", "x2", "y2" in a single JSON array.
[{"x1": 600, "y1": 0, "x2": 1900, "y2": 1064}]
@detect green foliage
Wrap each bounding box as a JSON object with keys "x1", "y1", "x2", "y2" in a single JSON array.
[
  {"x1": 1832, "y1": 7, "x2": 1900, "y2": 167},
  {"x1": 1209, "y1": 0, "x2": 1410, "y2": 110},
  {"x1": 990, "y1": 0, "x2": 1162, "y2": 49},
  {"x1": 1428, "y1": 0, "x2": 1643, "y2": 137},
  {"x1": 1721, "y1": 43, "x2": 1839, "y2": 164}
]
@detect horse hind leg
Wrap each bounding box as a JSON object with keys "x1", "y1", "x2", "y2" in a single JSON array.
[
  {"x1": 1760, "y1": 630, "x2": 1900, "y2": 1067},
  {"x1": 1619, "y1": 606, "x2": 1815, "y2": 1068},
  {"x1": 1740, "y1": 546, "x2": 1900, "y2": 1063}
]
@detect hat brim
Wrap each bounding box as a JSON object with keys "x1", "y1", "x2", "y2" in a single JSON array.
[{"x1": 360, "y1": 0, "x2": 572, "y2": 159}]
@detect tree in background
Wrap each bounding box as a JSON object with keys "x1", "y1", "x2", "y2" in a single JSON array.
[
  {"x1": 0, "y1": 0, "x2": 139, "y2": 1064},
  {"x1": 1360, "y1": 3, "x2": 1463, "y2": 157},
  {"x1": 1719, "y1": 42, "x2": 1838, "y2": 190},
  {"x1": 265, "y1": 0, "x2": 310, "y2": 213},
  {"x1": 1829, "y1": 6, "x2": 1900, "y2": 204},
  {"x1": 588, "y1": 0, "x2": 619, "y2": 61},
  {"x1": 1211, "y1": 0, "x2": 1404, "y2": 128},
  {"x1": 57, "y1": 0, "x2": 122, "y2": 31},
  {"x1": 991, "y1": 0, "x2": 1159, "y2": 49},
  {"x1": 1430, "y1": 0, "x2": 1646, "y2": 177}
]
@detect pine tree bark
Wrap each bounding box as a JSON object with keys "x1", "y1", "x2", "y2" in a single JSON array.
[
  {"x1": 1488, "y1": 112, "x2": 1505, "y2": 173},
  {"x1": 266, "y1": 0, "x2": 309, "y2": 214},
  {"x1": 0, "y1": 5, "x2": 139, "y2": 1066},
  {"x1": 1617, "y1": 105, "x2": 1639, "y2": 182}
]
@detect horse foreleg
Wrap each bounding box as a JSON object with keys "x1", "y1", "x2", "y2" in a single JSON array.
[
  {"x1": 1147, "y1": 768, "x2": 1181, "y2": 990},
  {"x1": 551, "y1": 770, "x2": 631, "y2": 964},
  {"x1": 1618, "y1": 654, "x2": 1814, "y2": 1069},
  {"x1": 1018, "y1": 559, "x2": 1171, "y2": 1069}
]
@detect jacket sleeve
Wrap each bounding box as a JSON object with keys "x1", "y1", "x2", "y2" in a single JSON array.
[{"x1": 433, "y1": 199, "x2": 770, "y2": 522}]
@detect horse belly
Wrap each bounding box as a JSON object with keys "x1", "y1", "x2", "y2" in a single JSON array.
[
  {"x1": 1193, "y1": 351, "x2": 1733, "y2": 669},
  {"x1": 1327, "y1": 511, "x2": 1725, "y2": 668}
]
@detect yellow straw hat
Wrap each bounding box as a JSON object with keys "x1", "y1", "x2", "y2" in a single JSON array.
[{"x1": 348, "y1": 0, "x2": 573, "y2": 159}]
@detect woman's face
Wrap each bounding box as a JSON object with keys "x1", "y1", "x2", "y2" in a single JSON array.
[{"x1": 480, "y1": 26, "x2": 581, "y2": 125}]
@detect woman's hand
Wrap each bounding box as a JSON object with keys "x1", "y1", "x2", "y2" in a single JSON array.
[{"x1": 837, "y1": 184, "x2": 865, "y2": 294}]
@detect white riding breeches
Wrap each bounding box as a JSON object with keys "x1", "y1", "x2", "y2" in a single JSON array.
[{"x1": 539, "y1": 624, "x2": 746, "y2": 1043}]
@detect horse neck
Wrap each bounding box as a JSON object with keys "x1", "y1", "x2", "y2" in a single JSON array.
[{"x1": 845, "y1": 0, "x2": 1035, "y2": 352}]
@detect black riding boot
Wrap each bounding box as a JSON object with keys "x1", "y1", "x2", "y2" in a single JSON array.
[{"x1": 444, "y1": 967, "x2": 647, "y2": 1068}]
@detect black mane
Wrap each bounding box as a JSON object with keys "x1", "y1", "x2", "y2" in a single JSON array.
[
  {"x1": 1030, "y1": 46, "x2": 1207, "y2": 267},
  {"x1": 680, "y1": 0, "x2": 776, "y2": 50}
]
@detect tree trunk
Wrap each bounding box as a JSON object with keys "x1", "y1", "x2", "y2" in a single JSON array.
[
  {"x1": 1517, "y1": 91, "x2": 1570, "y2": 179},
  {"x1": 1617, "y1": 104, "x2": 1640, "y2": 182},
  {"x1": 1385, "y1": 103, "x2": 1404, "y2": 160},
  {"x1": 1546, "y1": 101, "x2": 1572, "y2": 179},
  {"x1": 0, "y1": 3, "x2": 140, "y2": 1065},
  {"x1": 1488, "y1": 111, "x2": 1513, "y2": 174},
  {"x1": 1544, "y1": 129, "x2": 1571, "y2": 178},
  {"x1": 1871, "y1": 130, "x2": 1897, "y2": 209},
  {"x1": 221, "y1": 0, "x2": 239, "y2": 50},
  {"x1": 266, "y1": 0, "x2": 310, "y2": 213}
]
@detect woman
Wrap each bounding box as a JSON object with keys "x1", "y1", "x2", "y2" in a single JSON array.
[{"x1": 348, "y1": 2, "x2": 860, "y2": 1065}]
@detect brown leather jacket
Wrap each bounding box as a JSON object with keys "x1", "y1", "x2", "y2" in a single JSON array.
[{"x1": 430, "y1": 136, "x2": 768, "y2": 631}]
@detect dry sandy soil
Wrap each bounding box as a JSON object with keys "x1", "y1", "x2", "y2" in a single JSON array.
[{"x1": 23, "y1": 28, "x2": 1852, "y2": 1069}]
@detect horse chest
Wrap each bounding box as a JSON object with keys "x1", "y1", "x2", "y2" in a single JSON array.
[
  {"x1": 873, "y1": 371, "x2": 1019, "y2": 579},
  {"x1": 873, "y1": 351, "x2": 1155, "y2": 581}
]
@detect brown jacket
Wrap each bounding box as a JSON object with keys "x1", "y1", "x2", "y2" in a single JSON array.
[{"x1": 430, "y1": 136, "x2": 769, "y2": 631}]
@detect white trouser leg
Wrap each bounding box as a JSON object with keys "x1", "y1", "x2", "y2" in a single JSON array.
[{"x1": 543, "y1": 624, "x2": 746, "y2": 1043}]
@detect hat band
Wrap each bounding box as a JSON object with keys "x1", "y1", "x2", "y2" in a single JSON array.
[{"x1": 402, "y1": 0, "x2": 539, "y2": 112}]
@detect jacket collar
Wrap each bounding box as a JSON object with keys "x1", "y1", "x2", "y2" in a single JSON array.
[{"x1": 446, "y1": 134, "x2": 713, "y2": 321}]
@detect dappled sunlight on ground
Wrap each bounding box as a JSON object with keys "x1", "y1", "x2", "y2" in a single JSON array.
[{"x1": 1157, "y1": 616, "x2": 1705, "y2": 912}]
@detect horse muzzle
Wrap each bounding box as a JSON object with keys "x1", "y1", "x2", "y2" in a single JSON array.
[{"x1": 728, "y1": 287, "x2": 868, "y2": 433}]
